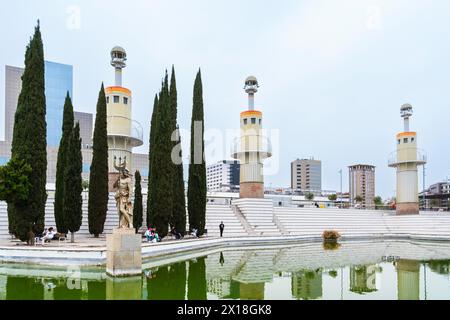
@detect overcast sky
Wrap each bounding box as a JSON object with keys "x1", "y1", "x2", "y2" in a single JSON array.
[{"x1": 1, "y1": 0, "x2": 449, "y2": 198}]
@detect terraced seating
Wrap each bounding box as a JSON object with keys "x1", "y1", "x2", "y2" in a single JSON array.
[
  {"x1": 205, "y1": 204, "x2": 248, "y2": 238},
  {"x1": 233, "y1": 199, "x2": 282, "y2": 236}
]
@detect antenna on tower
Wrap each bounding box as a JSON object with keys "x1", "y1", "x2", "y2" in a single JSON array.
[
  {"x1": 110, "y1": 46, "x2": 127, "y2": 87},
  {"x1": 244, "y1": 76, "x2": 259, "y2": 111},
  {"x1": 400, "y1": 103, "x2": 413, "y2": 132}
]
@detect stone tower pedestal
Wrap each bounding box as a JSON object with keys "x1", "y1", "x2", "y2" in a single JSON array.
[{"x1": 106, "y1": 228, "x2": 142, "y2": 277}]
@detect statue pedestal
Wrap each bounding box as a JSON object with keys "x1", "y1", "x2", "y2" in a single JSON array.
[{"x1": 106, "y1": 228, "x2": 142, "y2": 277}]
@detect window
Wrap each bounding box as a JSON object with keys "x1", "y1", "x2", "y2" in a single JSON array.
[
  {"x1": 398, "y1": 139, "x2": 400, "y2": 144},
  {"x1": 243, "y1": 118, "x2": 248, "y2": 125},
  {"x1": 259, "y1": 119, "x2": 262, "y2": 125},
  {"x1": 411, "y1": 137, "x2": 415, "y2": 143},
  {"x1": 106, "y1": 96, "x2": 110, "y2": 104},
  {"x1": 251, "y1": 118, "x2": 256, "y2": 124},
  {"x1": 113, "y1": 96, "x2": 120, "y2": 103},
  {"x1": 124, "y1": 97, "x2": 128, "y2": 104},
  {"x1": 403, "y1": 138, "x2": 408, "y2": 143}
]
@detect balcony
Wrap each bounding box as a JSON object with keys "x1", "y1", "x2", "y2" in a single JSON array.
[
  {"x1": 231, "y1": 135, "x2": 272, "y2": 159},
  {"x1": 107, "y1": 116, "x2": 144, "y2": 147},
  {"x1": 388, "y1": 148, "x2": 427, "y2": 167}
]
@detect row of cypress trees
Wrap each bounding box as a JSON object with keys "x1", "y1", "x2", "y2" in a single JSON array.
[
  {"x1": 7, "y1": 22, "x2": 207, "y2": 241},
  {"x1": 147, "y1": 68, "x2": 206, "y2": 238},
  {"x1": 54, "y1": 93, "x2": 83, "y2": 242}
]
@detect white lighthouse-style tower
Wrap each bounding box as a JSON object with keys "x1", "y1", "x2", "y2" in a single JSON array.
[
  {"x1": 388, "y1": 104, "x2": 426, "y2": 215},
  {"x1": 106, "y1": 46, "x2": 143, "y2": 190},
  {"x1": 232, "y1": 76, "x2": 272, "y2": 198}
]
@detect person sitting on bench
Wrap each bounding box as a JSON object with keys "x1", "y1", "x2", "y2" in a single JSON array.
[
  {"x1": 170, "y1": 226, "x2": 182, "y2": 240},
  {"x1": 41, "y1": 227, "x2": 56, "y2": 245}
]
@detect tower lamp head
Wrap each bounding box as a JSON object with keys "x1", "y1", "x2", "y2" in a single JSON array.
[
  {"x1": 400, "y1": 103, "x2": 413, "y2": 132},
  {"x1": 244, "y1": 76, "x2": 259, "y2": 110},
  {"x1": 110, "y1": 46, "x2": 127, "y2": 86}
]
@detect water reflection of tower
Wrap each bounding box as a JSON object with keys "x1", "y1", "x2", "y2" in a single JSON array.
[
  {"x1": 349, "y1": 265, "x2": 379, "y2": 294},
  {"x1": 396, "y1": 259, "x2": 420, "y2": 300},
  {"x1": 106, "y1": 47, "x2": 144, "y2": 190},
  {"x1": 291, "y1": 269, "x2": 323, "y2": 300}
]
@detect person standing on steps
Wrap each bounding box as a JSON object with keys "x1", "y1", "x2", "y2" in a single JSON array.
[{"x1": 219, "y1": 221, "x2": 225, "y2": 237}]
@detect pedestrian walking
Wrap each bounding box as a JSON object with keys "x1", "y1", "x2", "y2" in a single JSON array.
[{"x1": 219, "y1": 221, "x2": 225, "y2": 237}]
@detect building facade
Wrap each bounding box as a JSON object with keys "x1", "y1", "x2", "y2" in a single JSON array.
[
  {"x1": 207, "y1": 160, "x2": 240, "y2": 192},
  {"x1": 2, "y1": 61, "x2": 148, "y2": 186},
  {"x1": 420, "y1": 181, "x2": 450, "y2": 209},
  {"x1": 348, "y1": 164, "x2": 375, "y2": 209},
  {"x1": 291, "y1": 158, "x2": 322, "y2": 192}
]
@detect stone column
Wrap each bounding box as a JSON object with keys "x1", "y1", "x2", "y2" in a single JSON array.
[{"x1": 106, "y1": 228, "x2": 142, "y2": 277}]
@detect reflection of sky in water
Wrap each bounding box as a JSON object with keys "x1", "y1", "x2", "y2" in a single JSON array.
[{"x1": 1, "y1": 240, "x2": 450, "y2": 300}]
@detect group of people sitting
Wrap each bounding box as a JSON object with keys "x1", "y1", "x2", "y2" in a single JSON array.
[
  {"x1": 144, "y1": 227, "x2": 160, "y2": 243},
  {"x1": 35, "y1": 227, "x2": 62, "y2": 245},
  {"x1": 144, "y1": 226, "x2": 200, "y2": 243}
]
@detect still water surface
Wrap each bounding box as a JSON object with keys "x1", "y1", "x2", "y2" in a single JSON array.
[{"x1": 1, "y1": 240, "x2": 450, "y2": 300}]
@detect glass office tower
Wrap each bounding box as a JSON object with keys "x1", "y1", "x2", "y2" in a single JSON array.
[{"x1": 44, "y1": 61, "x2": 73, "y2": 147}]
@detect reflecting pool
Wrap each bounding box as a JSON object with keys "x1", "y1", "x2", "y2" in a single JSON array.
[{"x1": 1, "y1": 240, "x2": 450, "y2": 300}]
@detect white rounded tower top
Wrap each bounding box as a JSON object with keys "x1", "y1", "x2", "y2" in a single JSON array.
[
  {"x1": 244, "y1": 76, "x2": 259, "y2": 94},
  {"x1": 400, "y1": 103, "x2": 413, "y2": 118},
  {"x1": 111, "y1": 46, "x2": 127, "y2": 69}
]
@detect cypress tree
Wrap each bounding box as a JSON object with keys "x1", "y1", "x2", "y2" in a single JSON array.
[
  {"x1": 9, "y1": 21, "x2": 47, "y2": 242},
  {"x1": 152, "y1": 72, "x2": 173, "y2": 238},
  {"x1": 170, "y1": 67, "x2": 186, "y2": 234},
  {"x1": 188, "y1": 70, "x2": 207, "y2": 236},
  {"x1": 54, "y1": 92, "x2": 74, "y2": 234},
  {"x1": 88, "y1": 83, "x2": 109, "y2": 237},
  {"x1": 146, "y1": 94, "x2": 159, "y2": 228},
  {"x1": 133, "y1": 170, "x2": 143, "y2": 233},
  {"x1": 64, "y1": 122, "x2": 83, "y2": 242},
  {"x1": 172, "y1": 126, "x2": 186, "y2": 234}
]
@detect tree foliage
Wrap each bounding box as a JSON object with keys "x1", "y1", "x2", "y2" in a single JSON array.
[
  {"x1": 9, "y1": 21, "x2": 47, "y2": 242},
  {"x1": 64, "y1": 122, "x2": 83, "y2": 241},
  {"x1": 170, "y1": 67, "x2": 186, "y2": 234},
  {"x1": 88, "y1": 84, "x2": 109, "y2": 237},
  {"x1": 187, "y1": 70, "x2": 207, "y2": 236},
  {"x1": 54, "y1": 92, "x2": 74, "y2": 234},
  {"x1": 133, "y1": 170, "x2": 143, "y2": 233},
  {"x1": 0, "y1": 157, "x2": 32, "y2": 204}
]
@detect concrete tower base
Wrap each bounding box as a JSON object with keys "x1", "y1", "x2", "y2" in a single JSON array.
[
  {"x1": 396, "y1": 202, "x2": 419, "y2": 215},
  {"x1": 240, "y1": 182, "x2": 264, "y2": 198}
]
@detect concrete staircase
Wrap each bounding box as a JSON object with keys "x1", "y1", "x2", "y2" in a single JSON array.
[
  {"x1": 0, "y1": 193, "x2": 149, "y2": 240},
  {"x1": 274, "y1": 207, "x2": 390, "y2": 238},
  {"x1": 273, "y1": 207, "x2": 450, "y2": 240},
  {"x1": 205, "y1": 204, "x2": 248, "y2": 238},
  {"x1": 233, "y1": 199, "x2": 282, "y2": 236}
]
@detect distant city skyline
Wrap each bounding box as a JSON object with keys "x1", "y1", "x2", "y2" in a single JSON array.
[{"x1": 1, "y1": 0, "x2": 449, "y2": 199}]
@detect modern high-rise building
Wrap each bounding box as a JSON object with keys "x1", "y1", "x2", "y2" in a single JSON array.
[
  {"x1": 1, "y1": 61, "x2": 149, "y2": 186},
  {"x1": 74, "y1": 111, "x2": 93, "y2": 148},
  {"x1": 45, "y1": 61, "x2": 73, "y2": 147},
  {"x1": 348, "y1": 164, "x2": 376, "y2": 208},
  {"x1": 2, "y1": 62, "x2": 78, "y2": 183},
  {"x1": 207, "y1": 160, "x2": 240, "y2": 192},
  {"x1": 291, "y1": 158, "x2": 322, "y2": 192}
]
